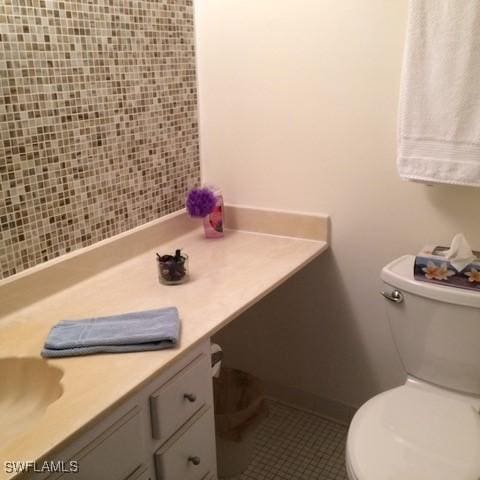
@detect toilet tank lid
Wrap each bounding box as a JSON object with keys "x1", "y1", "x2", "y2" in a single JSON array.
[{"x1": 381, "y1": 255, "x2": 480, "y2": 309}]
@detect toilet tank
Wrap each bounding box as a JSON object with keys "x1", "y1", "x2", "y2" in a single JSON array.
[{"x1": 381, "y1": 255, "x2": 480, "y2": 396}]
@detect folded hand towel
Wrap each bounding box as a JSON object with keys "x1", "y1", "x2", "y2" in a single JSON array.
[
  {"x1": 41, "y1": 307, "x2": 180, "y2": 358},
  {"x1": 398, "y1": 0, "x2": 480, "y2": 186}
]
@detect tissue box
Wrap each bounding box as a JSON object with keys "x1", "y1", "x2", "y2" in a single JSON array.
[{"x1": 414, "y1": 245, "x2": 480, "y2": 292}]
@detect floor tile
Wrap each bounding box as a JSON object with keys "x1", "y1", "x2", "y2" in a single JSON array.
[{"x1": 236, "y1": 399, "x2": 349, "y2": 480}]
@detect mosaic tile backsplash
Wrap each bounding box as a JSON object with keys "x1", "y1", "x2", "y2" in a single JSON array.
[{"x1": 0, "y1": 0, "x2": 200, "y2": 279}]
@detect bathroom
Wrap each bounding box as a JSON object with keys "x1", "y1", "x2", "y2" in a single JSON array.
[{"x1": 1, "y1": 1, "x2": 480, "y2": 479}]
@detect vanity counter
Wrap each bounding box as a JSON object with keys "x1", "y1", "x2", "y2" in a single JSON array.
[{"x1": 0, "y1": 206, "x2": 328, "y2": 479}]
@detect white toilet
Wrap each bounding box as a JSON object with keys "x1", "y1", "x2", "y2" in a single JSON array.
[{"x1": 346, "y1": 255, "x2": 480, "y2": 480}]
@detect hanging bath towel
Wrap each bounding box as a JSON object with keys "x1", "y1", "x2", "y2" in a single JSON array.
[{"x1": 398, "y1": 0, "x2": 480, "y2": 186}]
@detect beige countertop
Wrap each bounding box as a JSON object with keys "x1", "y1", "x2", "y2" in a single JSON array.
[{"x1": 0, "y1": 206, "x2": 328, "y2": 478}]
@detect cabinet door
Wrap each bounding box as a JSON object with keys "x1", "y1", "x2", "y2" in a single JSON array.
[
  {"x1": 55, "y1": 407, "x2": 144, "y2": 480},
  {"x1": 150, "y1": 354, "x2": 210, "y2": 442},
  {"x1": 155, "y1": 408, "x2": 215, "y2": 480}
]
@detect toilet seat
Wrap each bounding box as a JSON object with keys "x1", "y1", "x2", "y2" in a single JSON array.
[{"x1": 346, "y1": 379, "x2": 480, "y2": 480}]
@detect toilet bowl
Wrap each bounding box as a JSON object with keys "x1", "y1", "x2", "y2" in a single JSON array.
[{"x1": 346, "y1": 255, "x2": 480, "y2": 480}]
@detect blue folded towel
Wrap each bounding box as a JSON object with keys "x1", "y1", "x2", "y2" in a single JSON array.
[{"x1": 41, "y1": 307, "x2": 180, "y2": 358}]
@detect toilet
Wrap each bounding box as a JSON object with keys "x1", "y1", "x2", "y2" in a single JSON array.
[{"x1": 346, "y1": 255, "x2": 480, "y2": 480}]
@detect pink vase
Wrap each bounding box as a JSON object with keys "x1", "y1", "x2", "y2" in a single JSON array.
[{"x1": 203, "y1": 192, "x2": 224, "y2": 238}]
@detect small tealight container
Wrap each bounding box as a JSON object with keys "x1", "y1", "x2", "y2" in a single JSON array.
[{"x1": 156, "y1": 249, "x2": 189, "y2": 285}]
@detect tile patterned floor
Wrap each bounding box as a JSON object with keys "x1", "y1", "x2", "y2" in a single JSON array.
[{"x1": 238, "y1": 400, "x2": 349, "y2": 480}]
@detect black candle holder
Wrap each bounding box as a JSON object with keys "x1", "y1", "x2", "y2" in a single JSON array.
[{"x1": 156, "y1": 249, "x2": 189, "y2": 285}]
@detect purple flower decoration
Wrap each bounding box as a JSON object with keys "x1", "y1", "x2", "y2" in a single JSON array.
[{"x1": 186, "y1": 187, "x2": 216, "y2": 218}]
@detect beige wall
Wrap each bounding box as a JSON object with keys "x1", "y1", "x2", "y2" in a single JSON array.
[{"x1": 195, "y1": 0, "x2": 480, "y2": 409}]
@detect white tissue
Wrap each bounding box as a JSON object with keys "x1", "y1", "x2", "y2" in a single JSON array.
[{"x1": 444, "y1": 234, "x2": 476, "y2": 271}]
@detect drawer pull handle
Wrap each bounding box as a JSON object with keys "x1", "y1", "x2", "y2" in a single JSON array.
[
  {"x1": 188, "y1": 456, "x2": 201, "y2": 466},
  {"x1": 184, "y1": 393, "x2": 197, "y2": 402}
]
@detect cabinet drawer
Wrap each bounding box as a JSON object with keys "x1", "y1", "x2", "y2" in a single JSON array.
[
  {"x1": 150, "y1": 354, "x2": 210, "y2": 442},
  {"x1": 155, "y1": 408, "x2": 215, "y2": 480},
  {"x1": 56, "y1": 407, "x2": 143, "y2": 480}
]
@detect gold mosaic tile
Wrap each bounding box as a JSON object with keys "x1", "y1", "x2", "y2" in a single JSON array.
[{"x1": 0, "y1": 0, "x2": 200, "y2": 279}]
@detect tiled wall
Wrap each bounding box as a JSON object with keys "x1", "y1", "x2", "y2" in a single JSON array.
[{"x1": 0, "y1": 0, "x2": 199, "y2": 279}]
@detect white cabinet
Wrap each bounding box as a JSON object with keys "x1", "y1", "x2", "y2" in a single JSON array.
[
  {"x1": 40, "y1": 341, "x2": 217, "y2": 480},
  {"x1": 55, "y1": 407, "x2": 144, "y2": 480},
  {"x1": 154, "y1": 407, "x2": 215, "y2": 480},
  {"x1": 150, "y1": 353, "x2": 211, "y2": 443}
]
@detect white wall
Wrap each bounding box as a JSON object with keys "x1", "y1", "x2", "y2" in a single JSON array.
[{"x1": 195, "y1": 0, "x2": 480, "y2": 409}]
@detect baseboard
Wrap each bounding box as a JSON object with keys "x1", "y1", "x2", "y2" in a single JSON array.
[{"x1": 263, "y1": 380, "x2": 356, "y2": 426}]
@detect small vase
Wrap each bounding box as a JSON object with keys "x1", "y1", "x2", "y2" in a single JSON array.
[{"x1": 203, "y1": 192, "x2": 224, "y2": 238}]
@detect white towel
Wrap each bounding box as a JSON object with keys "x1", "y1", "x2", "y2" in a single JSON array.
[{"x1": 398, "y1": 1, "x2": 480, "y2": 187}]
